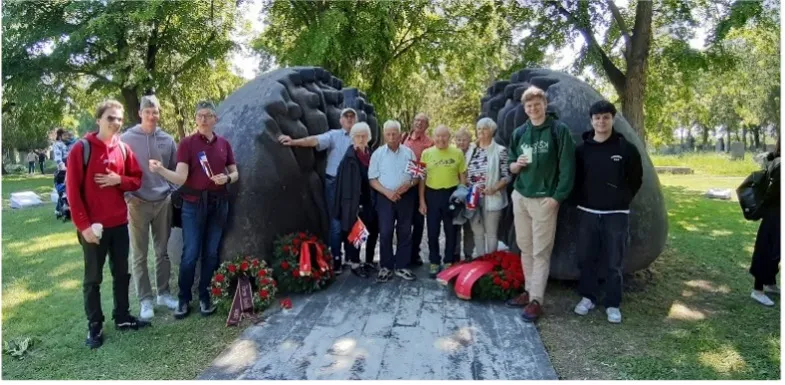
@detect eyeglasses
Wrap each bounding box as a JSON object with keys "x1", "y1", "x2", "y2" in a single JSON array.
[{"x1": 196, "y1": 113, "x2": 215, "y2": 120}]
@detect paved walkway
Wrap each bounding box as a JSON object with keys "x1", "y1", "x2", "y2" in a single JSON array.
[{"x1": 199, "y1": 261, "x2": 557, "y2": 380}]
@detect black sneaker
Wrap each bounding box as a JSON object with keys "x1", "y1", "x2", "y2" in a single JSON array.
[
  {"x1": 115, "y1": 315, "x2": 151, "y2": 331},
  {"x1": 361, "y1": 262, "x2": 378, "y2": 273},
  {"x1": 174, "y1": 301, "x2": 191, "y2": 320},
  {"x1": 333, "y1": 260, "x2": 343, "y2": 275},
  {"x1": 350, "y1": 264, "x2": 369, "y2": 278},
  {"x1": 410, "y1": 258, "x2": 424, "y2": 267},
  {"x1": 85, "y1": 322, "x2": 103, "y2": 349},
  {"x1": 395, "y1": 269, "x2": 416, "y2": 281},
  {"x1": 376, "y1": 268, "x2": 393, "y2": 283},
  {"x1": 200, "y1": 300, "x2": 216, "y2": 316}
]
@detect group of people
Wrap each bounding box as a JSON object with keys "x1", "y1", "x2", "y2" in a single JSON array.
[
  {"x1": 279, "y1": 86, "x2": 645, "y2": 324},
  {"x1": 25, "y1": 149, "x2": 48, "y2": 174},
  {"x1": 66, "y1": 96, "x2": 238, "y2": 349}
]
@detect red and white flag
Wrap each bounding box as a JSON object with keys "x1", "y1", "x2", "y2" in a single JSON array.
[
  {"x1": 347, "y1": 217, "x2": 370, "y2": 248},
  {"x1": 406, "y1": 160, "x2": 426, "y2": 179}
]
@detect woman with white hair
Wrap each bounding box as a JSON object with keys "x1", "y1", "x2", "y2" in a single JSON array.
[
  {"x1": 331, "y1": 122, "x2": 379, "y2": 278},
  {"x1": 466, "y1": 117, "x2": 511, "y2": 255}
]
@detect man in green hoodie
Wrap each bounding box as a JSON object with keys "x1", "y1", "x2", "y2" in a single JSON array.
[{"x1": 505, "y1": 86, "x2": 576, "y2": 322}]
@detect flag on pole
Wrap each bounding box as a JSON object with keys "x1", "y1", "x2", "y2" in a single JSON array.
[
  {"x1": 347, "y1": 217, "x2": 370, "y2": 249},
  {"x1": 198, "y1": 151, "x2": 214, "y2": 178},
  {"x1": 406, "y1": 160, "x2": 426, "y2": 179}
]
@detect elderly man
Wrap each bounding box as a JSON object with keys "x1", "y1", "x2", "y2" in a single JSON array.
[
  {"x1": 120, "y1": 95, "x2": 179, "y2": 320},
  {"x1": 152, "y1": 101, "x2": 239, "y2": 320},
  {"x1": 419, "y1": 125, "x2": 467, "y2": 278},
  {"x1": 368, "y1": 120, "x2": 419, "y2": 282},
  {"x1": 402, "y1": 112, "x2": 434, "y2": 267},
  {"x1": 278, "y1": 108, "x2": 357, "y2": 274},
  {"x1": 453, "y1": 127, "x2": 475, "y2": 260}
]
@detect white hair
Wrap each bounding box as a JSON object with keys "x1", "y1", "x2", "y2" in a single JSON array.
[
  {"x1": 350, "y1": 122, "x2": 372, "y2": 140},
  {"x1": 476, "y1": 117, "x2": 497, "y2": 133},
  {"x1": 383, "y1": 120, "x2": 401, "y2": 132}
]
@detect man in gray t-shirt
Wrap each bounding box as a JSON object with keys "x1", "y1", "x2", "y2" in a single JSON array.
[{"x1": 120, "y1": 95, "x2": 179, "y2": 320}]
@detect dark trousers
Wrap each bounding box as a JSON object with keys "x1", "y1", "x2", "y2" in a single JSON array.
[
  {"x1": 410, "y1": 208, "x2": 425, "y2": 263},
  {"x1": 79, "y1": 224, "x2": 131, "y2": 325},
  {"x1": 750, "y1": 210, "x2": 781, "y2": 290},
  {"x1": 576, "y1": 210, "x2": 629, "y2": 308},
  {"x1": 325, "y1": 176, "x2": 347, "y2": 267},
  {"x1": 376, "y1": 189, "x2": 416, "y2": 270},
  {"x1": 28, "y1": 161, "x2": 35, "y2": 173},
  {"x1": 425, "y1": 187, "x2": 457, "y2": 265},
  {"x1": 39, "y1": 161, "x2": 45, "y2": 174},
  {"x1": 343, "y1": 207, "x2": 379, "y2": 264},
  {"x1": 179, "y1": 199, "x2": 228, "y2": 304}
]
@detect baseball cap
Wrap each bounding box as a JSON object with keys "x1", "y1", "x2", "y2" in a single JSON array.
[{"x1": 341, "y1": 108, "x2": 357, "y2": 117}]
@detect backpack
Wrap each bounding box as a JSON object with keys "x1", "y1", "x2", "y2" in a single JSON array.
[
  {"x1": 737, "y1": 156, "x2": 779, "y2": 221},
  {"x1": 78, "y1": 138, "x2": 127, "y2": 173}
]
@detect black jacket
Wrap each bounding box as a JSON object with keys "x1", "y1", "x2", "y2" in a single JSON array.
[
  {"x1": 331, "y1": 146, "x2": 377, "y2": 232},
  {"x1": 572, "y1": 129, "x2": 643, "y2": 211}
]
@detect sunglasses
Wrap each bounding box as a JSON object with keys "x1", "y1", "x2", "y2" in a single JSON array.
[{"x1": 105, "y1": 116, "x2": 123, "y2": 123}]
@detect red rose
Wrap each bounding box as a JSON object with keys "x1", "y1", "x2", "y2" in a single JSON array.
[
  {"x1": 260, "y1": 290, "x2": 269, "y2": 299},
  {"x1": 501, "y1": 281, "x2": 510, "y2": 290},
  {"x1": 281, "y1": 261, "x2": 290, "y2": 270},
  {"x1": 272, "y1": 280, "x2": 277, "y2": 287},
  {"x1": 493, "y1": 277, "x2": 502, "y2": 286},
  {"x1": 228, "y1": 264, "x2": 237, "y2": 273},
  {"x1": 513, "y1": 280, "x2": 521, "y2": 289},
  {"x1": 211, "y1": 287, "x2": 222, "y2": 296},
  {"x1": 258, "y1": 269, "x2": 267, "y2": 277},
  {"x1": 241, "y1": 261, "x2": 250, "y2": 271},
  {"x1": 280, "y1": 298, "x2": 292, "y2": 309},
  {"x1": 293, "y1": 270, "x2": 300, "y2": 277},
  {"x1": 215, "y1": 273, "x2": 225, "y2": 283},
  {"x1": 252, "y1": 259, "x2": 260, "y2": 267}
]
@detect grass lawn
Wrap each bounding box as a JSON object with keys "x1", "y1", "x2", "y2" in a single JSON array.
[
  {"x1": 2, "y1": 167, "x2": 780, "y2": 380},
  {"x1": 650, "y1": 152, "x2": 761, "y2": 176},
  {"x1": 1, "y1": 174, "x2": 243, "y2": 380}
]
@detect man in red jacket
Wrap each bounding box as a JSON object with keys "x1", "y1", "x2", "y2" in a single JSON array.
[{"x1": 66, "y1": 100, "x2": 147, "y2": 349}]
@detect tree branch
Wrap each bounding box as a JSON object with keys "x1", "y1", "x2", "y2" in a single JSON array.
[{"x1": 606, "y1": 0, "x2": 631, "y2": 59}]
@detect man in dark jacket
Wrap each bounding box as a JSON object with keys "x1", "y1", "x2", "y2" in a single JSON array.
[{"x1": 571, "y1": 100, "x2": 642, "y2": 324}]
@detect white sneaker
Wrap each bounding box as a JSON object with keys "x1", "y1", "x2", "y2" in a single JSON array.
[
  {"x1": 573, "y1": 297, "x2": 595, "y2": 316},
  {"x1": 156, "y1": 293, "x2": 179, "y2": 310},
  {"x1": 751, "y1": 291, "x2": 775, "y2": 306},
  {"x1": 606, "y1": 307, "x2": 622, "y2": 323},
  {"x1": 763, "y1": 285, "x2": 780, "y2": 295},
  {"x1": 140, "y1": 299, "x2": 154, "y2": 320}
]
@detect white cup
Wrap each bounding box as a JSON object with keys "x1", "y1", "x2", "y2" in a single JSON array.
[
  {"x1": 522, "y1": 147, "x2": 533, "y2": 162},
  {"x1": 91, "y1": 223, "x2": 103, "y2": 239}
]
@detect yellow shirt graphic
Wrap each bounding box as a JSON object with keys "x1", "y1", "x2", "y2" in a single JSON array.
[{"x1": 421, "y1": 146, "x2": 467, "y2": 189}]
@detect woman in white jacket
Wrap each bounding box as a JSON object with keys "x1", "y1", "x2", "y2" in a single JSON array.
[{"x1": 466, "y1": 117, "x2": 512, "y2": 255}]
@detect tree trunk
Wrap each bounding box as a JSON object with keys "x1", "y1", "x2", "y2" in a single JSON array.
[
  {"x1": 702, "y1": 125, "x2": 710, "y2": 149},
  {"x1": 617, "y1": 1, "x2": 652, "y2": 143},
  {"x1": 121, "y1": 87, "x2": 141, "y2": 124},
  {"x1": 752, "y1": 125, "x2": 761, "y2": 149}
]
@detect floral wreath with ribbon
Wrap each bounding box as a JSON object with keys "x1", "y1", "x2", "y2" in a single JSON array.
[
  {"x1": 210, "y1": 256, "x2": 278, "y2": 312},
  {"x1": 271, "y1": 232, "x2": 335, "y2": 294}
]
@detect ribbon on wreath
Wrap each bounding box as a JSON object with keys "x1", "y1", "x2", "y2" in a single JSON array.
[{"x1": 299, "y1": 240, "x2": 330, "y2": 276}]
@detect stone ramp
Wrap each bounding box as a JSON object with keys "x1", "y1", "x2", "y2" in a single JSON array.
[{"x1": 199, "y1": 267, "x2": 557, "y2": 380}]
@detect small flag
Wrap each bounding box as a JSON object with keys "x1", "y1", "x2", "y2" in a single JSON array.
[
  {"x1": 466, "y1": 184, "x2": 481, "y2": 210},
  {"x1": 198, "y1": 151, "x2": 214, "y2": 178},
  {"x1": 347, "y1": 217, "x2": 370, "y2": 248},
  {"x1": 406, "y1": 160, "x2": 426, "y2": 179}
]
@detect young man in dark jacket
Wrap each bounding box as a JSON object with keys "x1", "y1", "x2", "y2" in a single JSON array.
[{"x1": 572, "y1": 100, "x2": 643, "y2": 324}]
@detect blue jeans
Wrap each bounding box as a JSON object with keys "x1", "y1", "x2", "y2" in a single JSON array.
[
  {"x1": 179, "y1": 199, "x2": 229, "y2": 304},
  {"x1": 324, "y1": 176, "x2": 345, "y2": 266}
]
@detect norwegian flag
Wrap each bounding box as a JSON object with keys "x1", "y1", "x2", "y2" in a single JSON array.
[
  {"x1": 406, "y1": 160, "x2": 426, "y2": 179},
  {"x1": 466, "y1": 184, "x2": 481, "y2": 210},
  {"x1": 347, "y1": 217, "x2": 370, "y2": 249},
  {"x1": 198, "y1": 151, "x2": 214, "y2": 178}
]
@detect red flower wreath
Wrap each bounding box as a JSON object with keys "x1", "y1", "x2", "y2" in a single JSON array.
[
  {"x1": 271, "y1": 232, "x2": 335, "y2": 294},
  {"x1": 210, "y1": 256, "x2": 278, "y2": 312}
]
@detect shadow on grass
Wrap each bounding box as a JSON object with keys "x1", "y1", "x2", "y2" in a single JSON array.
[{"x1": 537, "y1": 185, "x2": 779, "y2": 380}]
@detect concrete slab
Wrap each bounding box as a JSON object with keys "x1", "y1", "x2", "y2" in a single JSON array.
[{"x1": 199, "y1": 268, "x2": 557, "y2": 380}]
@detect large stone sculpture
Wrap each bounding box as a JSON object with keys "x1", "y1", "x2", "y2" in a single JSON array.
[
  {"x1": 214, "y1": 67, "x2": 379, "y2": 262},
  {"x1": 482, "y1": 68, "x2": 667, "y2": 280}
]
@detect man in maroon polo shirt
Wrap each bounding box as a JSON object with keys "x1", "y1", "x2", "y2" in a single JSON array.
[
  {"x1": 402, "y1": 112, "x2": 434, "y2": 267},
  {"x1": 151, "y1": 101, "x2": 239, "y2": 319}
]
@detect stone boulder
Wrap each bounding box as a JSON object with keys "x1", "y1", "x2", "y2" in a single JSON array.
[
  {"x1": 214, "y1": 67, "x2": 379, "y2": 262},
  {"x1": 482, "y1": 68, "x2": 668, "y2": 280}
]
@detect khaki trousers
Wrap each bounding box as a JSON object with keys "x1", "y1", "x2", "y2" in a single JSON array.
[
  {"x1": 127, "y1": 195, "x2": 173, "y2": 302},
  {"x1": 469, "y1": 206, "x2": 503, "y2": 256},
  {"x1": 511, "y1": 190, "x2": 558, "y2": 304}
]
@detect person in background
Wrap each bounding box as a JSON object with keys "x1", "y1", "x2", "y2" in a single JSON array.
[
  {"x1": 332, "y1": 122, "x2": 379, "y2": 278},
  {"x1": 151, "y1": 101, "x2": 239, "y2": 320},
  {"x1": 749, "y1": 137, "x2": 780, "y2": 307},
  {"x1": 37, "y1": 150, "x2": 46, "y2": 174},
  {"x1": 571, "y1": 100, "x2": 642, "y2": 324},
  {"x1": 120, "y1": 95, "x2": 179, "y2": 320},
  {"x1": 453, "y1": 127, "x2": 476, "y2": 260},
  {"x1": 402, "y1": 112, "x2": 434, "y2": 267},
  {"x1": 54, "y1": 128, "x2": 76, "y2": 169},
  {"x1": 419, "y1": 125, "x2": 467, "y2": 278},
  {"x1": 505, "y1": 86, "x2": 576, "y2": 323},
  {"x1": 278, "y1": 108, "x2": 357, "y2": 274},
  {"x1": 369, "y1": 120, "x2": 419, "y2": 282},
  {"x1": 466, "y1": 118, "x2": 512, "y2": 257},
  {"x1": 66, "y1": 100, "x2": 146, "y2": 349},
  {"x1": 26, "y1": 150, "x2": 37, "y2": 174}
]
